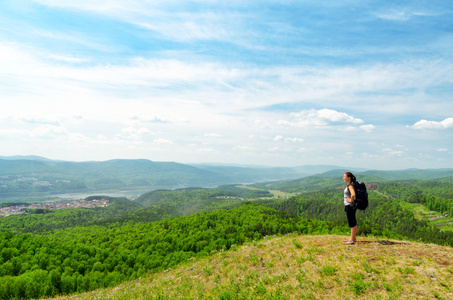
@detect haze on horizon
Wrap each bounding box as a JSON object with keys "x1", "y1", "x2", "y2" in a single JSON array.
[{"x1": 0, "y1": 1, "x2": 452, "y2": 170}]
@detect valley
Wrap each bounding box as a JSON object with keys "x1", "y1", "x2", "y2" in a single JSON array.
[
  {"x1": 0, "y1": 157, "x2": 453, "y2": 299},
  {"x1": 0, "y1": 158, "x2": 335, "y2": 200}
]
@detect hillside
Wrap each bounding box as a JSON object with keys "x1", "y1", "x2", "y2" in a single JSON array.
[
  {"x1": 47, "y1": 234, "x2": 453, "y2": 299},
  {"x1": 249, "y1": 169, "x2": 453, "y2": 194}
]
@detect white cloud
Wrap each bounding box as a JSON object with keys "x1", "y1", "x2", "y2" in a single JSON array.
[
  {"x1": 33, "y1": 0, "x2": 146, "y2": 13},
  {"x1": 121, "y1": 127, "x2": 151, "y2": 135},
  {"x1": 267, "y1": 146, "x2": 294, "y2": 153},
  {"x1": 0, "y1": 128, "x2": 29, "y2": 137},
  {"x1": 382, "y1": 148, "x2": 404, "y2": 157},
  {"x1": 136, "y1": 18, "x2": 230, "y2": 43},
  {"x1": 233, "y1": 146, "x2": 254, "y2": 151},
  {"x1": 288, "y1": 137, "x2": 304, "y2": 143},
  {"x1": 0, "y1": 125, "x2": 68, "y2": 138},
  {"x1": 284, "y1": 109, "x2": 363, "y2": 127},
  {"x1": 47, "y1": 54, "x2": 90, "y2": 63},
  {"x1": 0, "y1": 113, "x2": 60, "y2": 126},
  {"x1": 375, "y1": 11, "x2": 416, "y2": 21},
  {"x1": 205, "y1": 133, "x2": 222, "y2": 138},
  {"x1": 30, "y1": 125, "x2": 68, "y2": 138},
  {"x1": 267, "y1": 147, "x2": 280, "y2": 152},
  {"x1": 119, "y1": 127, "x2": 152, "y2": 140},
  {"x1": 34, "y1": 0, "x2": 239, "y2": 43},
  {"x1": 276, "y1": 120, "x2": 290, "y2": 126},
  {"x1": 19, "y1": 114, "x2": 61, "y2": 126},
  {"x1": 153, "y1": 138, "x2": 173, "y2": 145},
  {"x1": 2, "y1": 39, "x2": 451, "y2": 128},
  {"x1": 375, "y1": 8, "x2": 441, "y2": 21},
  {"x1": 196, "y1": 148, "x2": 215, "y2": 153},
  {"x1": 273, "y1": 135, "x2": 304, "y2": 143},
  {"x1": 360, "y1": 124, "x2": 376, "y2": 132},
  {"x1": 412, "y1": 117, "x2": 453, "y2": 130}
]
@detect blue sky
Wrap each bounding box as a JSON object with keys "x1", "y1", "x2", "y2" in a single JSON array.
[{"x1": 0, "y1": 0, "x2": 452, "y2": 169}]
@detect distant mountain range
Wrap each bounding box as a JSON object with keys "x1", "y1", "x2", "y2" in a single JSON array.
[
  {"x1": 0, "y1": 156, "x2": 347, "y2": 199},
  {"x1": 0, "y1": 156, "x2": 345, "y2": 181},
  {"x1": 0, "y1": 155, "x2": 55, "y2": 161},
  {"x1": 1, "y1": 156, "x2": 452, "y2": 199}
]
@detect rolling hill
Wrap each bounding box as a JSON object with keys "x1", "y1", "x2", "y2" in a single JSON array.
[
  {"x1": 249, "y1": 168, "x2": 453, "y2": 194},
  {"x1": 3, "y1": 156, "x2": 453, "y2": 201}
]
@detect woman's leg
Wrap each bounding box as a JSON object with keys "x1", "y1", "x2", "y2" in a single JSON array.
[
  {"x1": 345, "y1": 205, "x2": 357, "y2": 243},
  {"x1": 350, "y1": 225, "x2": 357, "y2": 242}
]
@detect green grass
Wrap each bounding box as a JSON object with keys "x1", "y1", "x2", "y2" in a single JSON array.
[{"x1": 47, "y1": 234, "x2": 453, "y2": 300}]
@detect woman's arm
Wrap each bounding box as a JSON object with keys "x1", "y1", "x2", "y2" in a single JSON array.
[{"x1": 347, "y1": 184, "x2": 356, "y2": 202}]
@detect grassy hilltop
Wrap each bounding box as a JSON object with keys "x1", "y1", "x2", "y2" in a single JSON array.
[{"x1": 47, "y1": 234, "x2": 453, "y2": 300}]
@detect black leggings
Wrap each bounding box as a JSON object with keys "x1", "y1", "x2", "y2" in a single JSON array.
[{"x1": 345, "y1": 205, "x2": 357, "y2": 228}]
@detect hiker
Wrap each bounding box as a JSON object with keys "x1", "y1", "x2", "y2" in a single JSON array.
[{"x1": 343, "y1": 172, "x2": 357, "y2": 245}]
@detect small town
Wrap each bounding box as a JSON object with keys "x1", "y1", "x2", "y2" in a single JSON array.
[{"x1": 0, "y1": 198, "x2": 109, "y2": 217}]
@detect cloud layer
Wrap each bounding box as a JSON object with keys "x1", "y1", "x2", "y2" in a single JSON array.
[{"x1": 0, "y1": 1, "x2": 452, "y2": 169}]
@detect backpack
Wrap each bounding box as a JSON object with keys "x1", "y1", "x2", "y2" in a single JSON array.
[{"x1": 353, "y1": 181, "x2": 368, "y2": 210}]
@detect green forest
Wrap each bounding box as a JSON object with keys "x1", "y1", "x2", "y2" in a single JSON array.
[{"x1": 0, "y1": 172, "x2": 453, "y2": 299}]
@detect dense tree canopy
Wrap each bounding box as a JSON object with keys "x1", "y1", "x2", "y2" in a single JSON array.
[{"x1": 0, "y1": 203, "x2": 332, "y2": 299}]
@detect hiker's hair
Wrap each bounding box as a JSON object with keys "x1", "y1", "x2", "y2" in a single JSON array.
[{"x1": 345, "y1": 172, "x2": 357, "y2": 183}]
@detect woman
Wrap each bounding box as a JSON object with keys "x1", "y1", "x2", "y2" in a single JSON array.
[{"x1": 343, "y1": 172, "x2": 357, "y2": 245}]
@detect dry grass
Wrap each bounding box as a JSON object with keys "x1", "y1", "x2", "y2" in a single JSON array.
[{"x1": 48, "y1": 234, "x2": 453, "y2": 300}]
